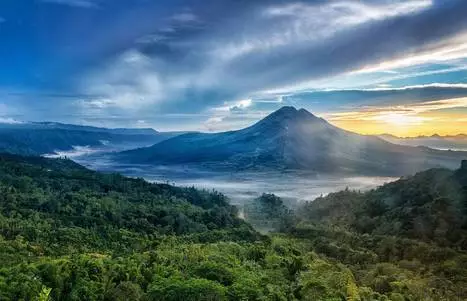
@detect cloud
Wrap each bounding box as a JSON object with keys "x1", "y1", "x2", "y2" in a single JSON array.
[
  {"x1": 202, "y1": 98, "x2": 266, "y2": 131},
  {"x1": 204, "y1": 116, "x2": 224, "y2": 128},
  {"x1": 323, "y1": 97, "x2": 467, "y2": 122},
  {"x1": 210, "y1": 1, "x2": 433, "y2": 65},
  {"x1": 203, "y1": 110, "x2": 267, "y2": 132},
  {"x1": 77, "y1": 1, "x2": 467, "y2": 117},
  {"x1": 326, "y1": 83, "x2": 467, "y2": 92},
  {"x1": 225, "y1": 1, "x2": 467, "y2": 94},
  {"x1": 8, "y1": 0, "x2": 466, "y2": 131},
  {"x1": 0, "y1": 103, "x2": 22, "y2": 124},
  {"x1": 262, "y1": 84, "x2": 467, "y2": 116},
  {"x1": 354, "y1": 33, "x2": 467, "y2": 74},
  {"x1": 367, "y1": 83, "x2": 467, "y2": 91},
  {"x1": 77, "y1": 98, "x2": 115, "y2": 109},
  {"x1": 0, "y1": 117, "x2": 23, "y2": 124},
  {"x1": 263, "y1": 1, "x2": 432, "y2": 37},
  {"x1": 317, "y1": 95, "x2": 467, "y2": 136},
  {"x1": 79, "y1": 50, "x2": 166, "y2": 111},
  {"x1": 171, "y1": 12, "x2": 198, "y2": 23},
  {"x1": 40, "y1": 0, "x2": 99, "y2": 8},
  {"x1": 258, "y1": 62, "x2": 467, "y2": 95},
  {"x1": 0, "y1": 103, "x2": 9, "y2": 115}
]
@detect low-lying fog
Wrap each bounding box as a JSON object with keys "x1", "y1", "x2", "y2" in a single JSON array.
[
  {"x1": 44, "y1": 142, "x2": 157, "y2": 159},
  {"x1": 76, "y1": 156, "x2": 396, "y2": 207}
]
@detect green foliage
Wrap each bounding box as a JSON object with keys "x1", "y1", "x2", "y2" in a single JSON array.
[
  {"x1": 244, "y1": 194, "x2": 295, "y2": 233},
  {"x1": 0, "y1": 154, "x2": 368, "y2": 301},
  {"x1": 38, "y1": 286, "x2": 52, "y2": 301},
  {"x1": 0, "y1": 154, "x2": 258, "y2": 259},
  {"x1": 1, "y1": 154, "x2": 467, "y2": 300},
  {"x1": 301, "y1": 168, "x2": 467, "y2": 247},
  {"x1": 290, "y1": 165, "x2": 467, "y2": 300}
]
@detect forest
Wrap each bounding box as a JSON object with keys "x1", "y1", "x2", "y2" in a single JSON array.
[{"x1": 1, "y1": 153, "x2": 467, "y2": 300}]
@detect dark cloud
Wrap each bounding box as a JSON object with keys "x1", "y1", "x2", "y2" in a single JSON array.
[
  {"x1": 2, "y1": 0, "x2": 467, "y2": 129},
  {"x1": 221, "y1": 0, "x2": 467, "y2": 94},
  {"x1": 285, "y1": 85, "x2": 467, "y2": 112}
]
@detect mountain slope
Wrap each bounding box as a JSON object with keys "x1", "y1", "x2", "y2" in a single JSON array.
[
  {"x1": 0, "y1": 122, "x2": 181, "y2": 156},
  {"x1": 116, "y1": 106, "x2": 467, "y2": 175}
]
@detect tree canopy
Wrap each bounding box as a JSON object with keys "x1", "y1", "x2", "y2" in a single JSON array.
[{"x1": 1, "y1": 154, "x2": 467, "y2": 300}]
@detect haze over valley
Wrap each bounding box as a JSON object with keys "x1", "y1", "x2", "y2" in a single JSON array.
[{"x1": 1, "y1": 106, "x2": 463, "y2": 205}]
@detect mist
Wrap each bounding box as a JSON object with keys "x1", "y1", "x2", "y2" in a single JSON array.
[{"x1": 76, "y1": 156, "x2": 396, "y2": 207}]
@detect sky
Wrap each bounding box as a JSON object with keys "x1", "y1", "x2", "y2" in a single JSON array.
[{"x1": 1, "y1": 0, "x2": 467, "y2": 137}]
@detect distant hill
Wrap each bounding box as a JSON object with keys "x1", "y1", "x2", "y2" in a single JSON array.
[
  {"x1": 116, "y1": 106, "x2": 467, "y2": 175},
  {"x1": 301, "y1": 160, "x2": 467, "y2": 248},
  {"x1": 281, "y1": 161, "x2": 467, "y2": 299},
  {"x1": 380, "y1": 133, "x2": 467, "y2": 151},
  {"x1": 33, "y1": 121, "x2": 159, "y2": 136},
  {"x1": 0, "y1": 122, "x2": 183, "y2": 156}
]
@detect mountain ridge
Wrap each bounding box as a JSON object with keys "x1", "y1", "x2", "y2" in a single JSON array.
[
  {"x1": 379, "y1": 132, "x2": 467, "y2": 151},
  {"x1": 32, "y1": 121, "x2": 160, "y2": 135},
  {"x1": 0, "y1": 122, "x2": 184, "y2": 156},
  {"x1": 380, "y1": 133, "x2": 467, "y2": 139}
]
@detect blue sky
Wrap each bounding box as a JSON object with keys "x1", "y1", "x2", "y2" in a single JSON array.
[{"x1": 1, "y1": 0, "x2": 467, "y2": 135}]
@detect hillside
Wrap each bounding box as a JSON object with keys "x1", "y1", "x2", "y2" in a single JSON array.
[
  {"x1": 0, "y1": 122, "x2": 180, "y2": 156},
  {"x1": 116, "y1": 106, "x2": 467, "y2": 176},
  {"x1": 0, "y1": 154, "x2": 375, "y2": 301},
  {"x1": 300, "y1": 160, "x2": 467, "y2": 248},
  {"x1": 237, "y1": 161, "x2": 467, "y2": 299},
  {"x1": 264, "y1": 161, "x2": 467, "y2": 299},
  {"x1": 2, "y1": 154, "x2": 467, "y2": 299}
]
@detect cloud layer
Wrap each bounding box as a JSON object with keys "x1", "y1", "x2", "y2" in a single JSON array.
[{"x1": 1, "y1": 0, "x2": 467, "y2": 133}]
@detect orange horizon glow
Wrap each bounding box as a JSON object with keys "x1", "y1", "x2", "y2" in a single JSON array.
[
  {"x1": 322, "y1": 96, "x2": 467, "y2": 137},
  {"x1": 330, "y1": 119, "x2": 467, "y2": 137}
]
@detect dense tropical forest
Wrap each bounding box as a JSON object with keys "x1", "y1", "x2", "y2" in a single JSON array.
[
  {"x1": 0, "y1": 154, "x2": 467, "y2": 300},
  {"x1": 287, "y1": 162, "x2": 467, "y2": 300}
]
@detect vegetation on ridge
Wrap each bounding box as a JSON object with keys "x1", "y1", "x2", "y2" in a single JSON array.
[{"x1": 1, "y1": 154, "x2": 467, "y2": 300}]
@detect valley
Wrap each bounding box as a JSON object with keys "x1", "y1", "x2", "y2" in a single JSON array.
[{"x1": 76, "y1": 156, "x2": 396, "y2": 206}]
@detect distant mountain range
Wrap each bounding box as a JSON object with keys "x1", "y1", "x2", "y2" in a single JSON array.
[
  {"x1": 115, "y1": 106, "x2": 467, "y2": 175},
  {"x1": 0, "y1": 122, "x2": 183, "y2": 156},
  {"x1": 379, "y1": 133, "x2": 467, "y2": 151},
  {"x1": 33, "y1": 122, "x2": 160, "y2": 136}
]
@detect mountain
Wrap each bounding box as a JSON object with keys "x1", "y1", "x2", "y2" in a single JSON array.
[
  {"x1": 380, "y1": 133, "x2": 467, "y2": 151},
  {"x1": 116, "y1": 106, "x2": 467, "y2": 175},
  {"x1": 0, "y1": 122, "x2": 183, "y2": 156}
]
